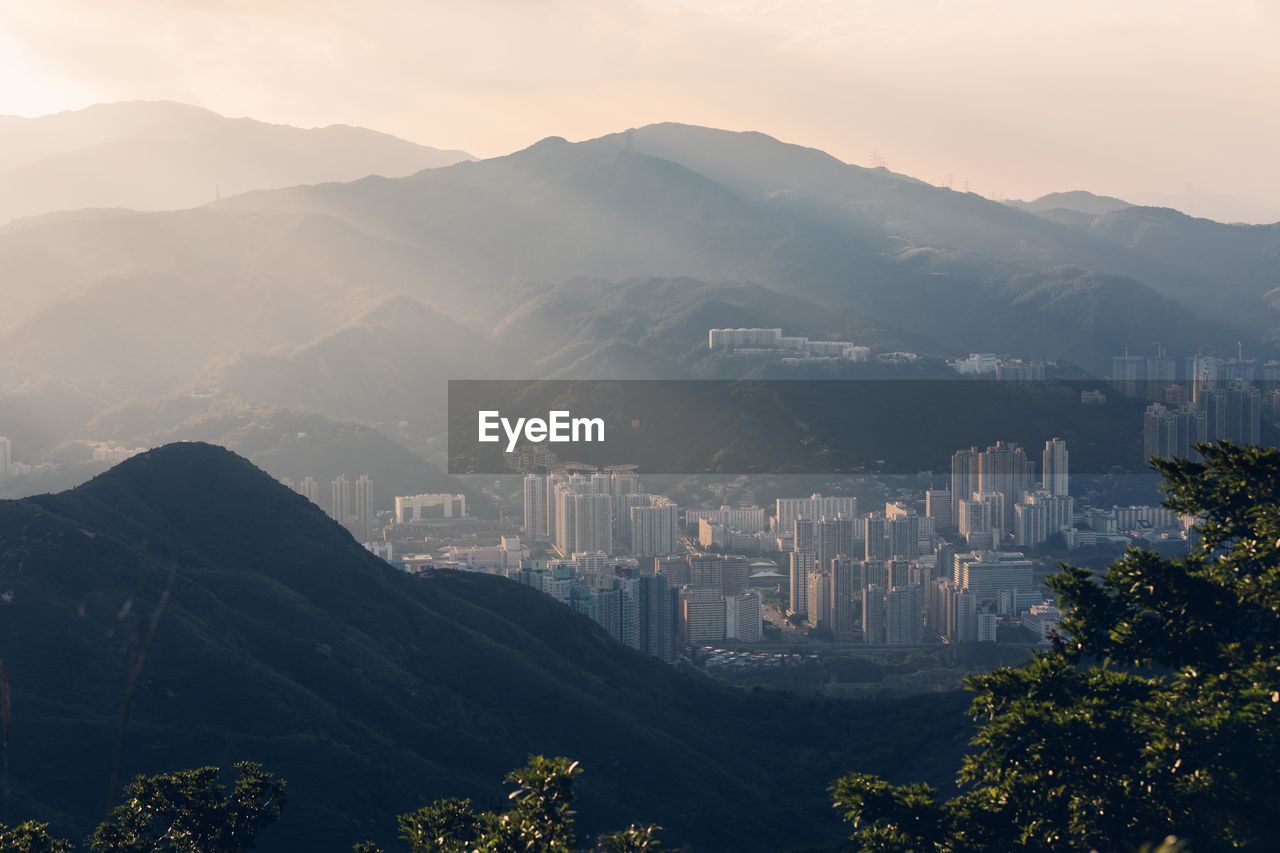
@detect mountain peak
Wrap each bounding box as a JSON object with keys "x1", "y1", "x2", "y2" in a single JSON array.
[
  {"x1": 63, "y1": 441, "x2": 354, "y2": 558},
  {"x1": 0, "y1": 102, "x2": 474, "y2": 221},
  {"x1": 82, "y1": 440, "x2": 263, "y2": 489},
  {"x1": 1006, "y1": 190, "x2": 1133, "y2": 216}
]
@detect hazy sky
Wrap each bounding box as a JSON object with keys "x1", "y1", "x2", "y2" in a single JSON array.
[{"x1": 3, "y1": 0, "x2": 1278, "y2": 222}]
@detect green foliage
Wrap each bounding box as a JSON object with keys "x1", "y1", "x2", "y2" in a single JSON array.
[
  {"x1": 831, "y1": 443, "x2": 1280, "y2": 851},
  {"x1": 396, "y1": 798, "x2": 480, "y2": 852},
  {"x1": 393, "y1": 756, "x2": 660, "y2": 853},
  {"x1": 595, "y1": 824, "x2": 663, "y2": 852},
  {"x1": 496, "y1": 756, "x2": 581, "y2": 851},
  {"x1": 0, "y1": 821, "x2": 73, "y2": 853},
  {"x1": 89, "y1": 761, "x2": 286, "y2": 852}
]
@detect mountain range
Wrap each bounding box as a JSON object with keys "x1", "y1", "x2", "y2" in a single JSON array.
[
  {"x1": 0, "y1": 443, "x2": 968, "y2": 849},
  {"x1": 0, "y1": 101, "x2": 472, "y2": 223},
  {"x1": 3, "y1": 104, "x2": 1279, "y2": 491}
]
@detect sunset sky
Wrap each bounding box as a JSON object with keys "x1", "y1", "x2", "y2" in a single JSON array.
[{"x1": 3, "y1": 0, "x2": 1277, "y2": 221}]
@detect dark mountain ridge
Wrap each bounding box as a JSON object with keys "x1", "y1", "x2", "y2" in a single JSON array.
[{"x1": 0, "y1": 443, "x2": 968, "y2": 850}]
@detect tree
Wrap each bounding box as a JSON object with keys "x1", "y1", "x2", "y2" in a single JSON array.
[
  {"x1": 396, "y1": 798, "x2": 479, "y2": 852},
  {"x1": 391, "y1": 756, "x2": 660, "y2": 852},
  {"x1": 493, "y1": 755, "x2": 580, "y2": 851},
  {"x1": 0, "y1": 821, "x2": 73, "y2": 852},
  {"x1": 595, "y1": 824, "x2": 663, "y2": 852},
  {"x1": 90, "y1": 761, "x2": 286, "y2": 852},
  {"x1": 831, "y1": 443, "x2": 1280, "y2": 851}
]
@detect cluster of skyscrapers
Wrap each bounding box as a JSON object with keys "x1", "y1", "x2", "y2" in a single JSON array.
[
  {"x1": 1111, "y1": 346, "x2": 1273, "y2": 460},
  {"x1": 512, "y1": 551, "x2": 762, "y2": 662},
  {"x1": 523, "y1": 471, "x2": 678, "y2": 558},
  {"x1": 1143, "y1": 382, "x2": 1261, "y2": 461},
  {"x1": 280, "y1": 473, "x2": 376, "y2": 541},
  {"x1": 940, "y1": 438, "x2": 1073, "y2": 550}
]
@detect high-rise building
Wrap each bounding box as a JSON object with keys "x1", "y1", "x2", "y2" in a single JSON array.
[
  {"x1": 1144, "y1": 403, "x2": 1206, "y2": 462},
  {"x1": 330, "y1": 475, "x2": 350, "y2": 524},
  {"x1": 955, "y1": 551, "x2": 1034, "y2": 604},
  {"x1": 686, "y1": 555, "x2": 723, "y2": 592},
  {"x1": 1041, "y1": 438, "x2": 1069, "y2": 497},
  {"x1": 934, "y1": 541, "x2": 956, "y2": 579},
  {"x1": 978, "y1": 442, "x2": 1036, "y2": 535},
  {"x1": 1111, "y1": 352, "x2": 1145, "y2": 397},
  {"x1": 831, "y1": 556, "x2": 858, "y2": 638},
  {"x1": 793, "y1": 516, "x2": 814, "y2": 554},
  {"x1": 629, "y1": 497, "x2": 679, "y2": 557},
  {"x1": 1187, "y1": 354, "x2": 1220, "y2": 403},
  {"x1": 864, "y1": 513, "x2": 888, "y2": 561},
  {"x1": 1019, "y1": 490, "x2": 1074, "y2": 545},
  {"x1": 639, "y1": 573, "x2": 680, "y2": 662},
  {"x1": 806, "y1": 569, "x2": 832, "y2": 628},
  {"x1": 950, "y1": 590, "x2": 979, "y2": 643},
  {"x1": 886, "y1": 511, "x2": 920, "y2": 560},
  {"x1": 909, "y1": 558, "x2": 935, "y2": 590},
  {"x1": 950, "y1": 447, "x2": 981, "y2": 525},
  {"x1": 574, "y1": 492, "x2": 613, "y2": 555},
  {"x1": 1014, "y1": 502, "x2": 1047, "y2": 548},
  {"x1": 681, "y1": 588, "x2": 727, "y2": 645},
  {"x1": 553, "y1": 478, "x2": 610, "y2": 555},
  {"x1": 788, "y1": 550, "x2": 815, "y2": 616},
  {"x1": 726, "y1": 591, "x2": 763, "y2": 642},
  {"x1": 545, "y1": 473, "x2": 566, "y2": 541},
  {"x1": 655, "y1": 555, "x2": 691, "y2": 587},
  {"x1": 862, "y1": 584, "x2": 886, "y2": 645},
  {"x1": 612, "y1": 492, "x2": 646, "y2": 545},
  {"x1": 861, "y1": 559, "x2": 888, "y2": 591},
  {"x1": 523, "y1": 474, "x2": 548, "y2": 542},
  {"x1": 977, "y1": 610, "x2": 999, "y2": 642},
  {"x1": 299, "y1": 476, "x2": 319, "y2": 505},
  {"x1": 1200, "y1": 380, "x2": 1261, "y2": 446},
  {"x1": 887, "y1": 559, "x2": 913, "y2": 590},
  {"x1": 717, "y1": 555, "x2": 750, "y2": 597},
  {"x1": 926, "y1": 578, "x2": 952, "y2": 636},
  {"x1": 958, "y1": 495, "x2": 994, "y2": 546},
  {"x1": 885, "y1": 584, "x2": 924, "y2": 645},
  {"x1": 777, "y1": 494, "x2": 856, "y2": 538},
  {"x1": 609, "y1": 470, "x2": 639, "y2": 497},
  {"x1": 354, "y1": 474, "x2": 374, "y2": 541},
  {"x1": 0, "y1": 436, "x2": 10, "y2": 478},
  {"x1": 924, "y1": 489, "x2": 953, "y2": 528},
  {"x1": 815, "y1": 515, "x2": 853, "y2": 572},
  {"x1": 688, "y1": 554, "x2": 749, "y2": 596},
  {"x1": 1146, "y1": 348, "x2": 1177, "y2": 398},
  {"x1": 686, "y1": 505, "x2": 767, "y2": 534}
]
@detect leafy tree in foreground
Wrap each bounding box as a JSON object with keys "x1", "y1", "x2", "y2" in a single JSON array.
[
  {"x1": 380, "y1": 755, "x2": 660, "y2": 852},
  {"x1": 0, "y1": 820, "x2": 73, "y2": 852},
  {"x1": 594, "y1": 823, "x2": 663, "y2": 852},
  {"x1": 831, "y1": 443, "x2": 1280, "y2": 851},
  {"x1": 90, "y1": 761, "x2": 286, "y2": 852}
]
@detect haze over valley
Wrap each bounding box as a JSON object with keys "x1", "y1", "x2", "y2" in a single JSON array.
[{"x1": 2, "y1": 103, "x2": 1278, "y2": 495}]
